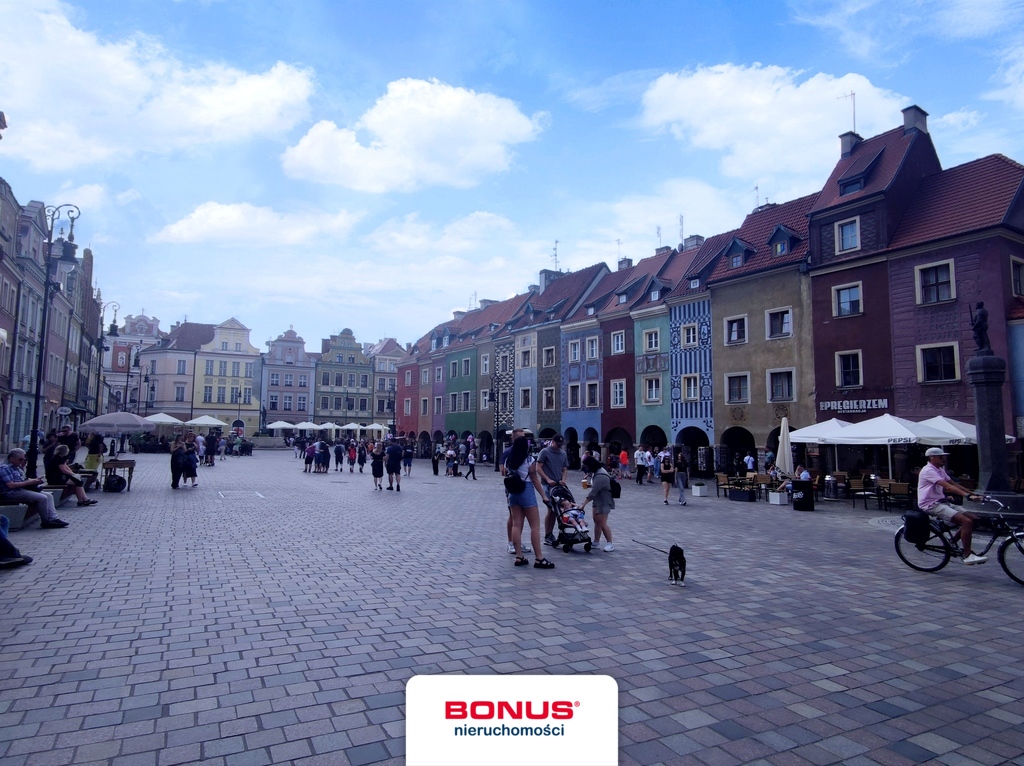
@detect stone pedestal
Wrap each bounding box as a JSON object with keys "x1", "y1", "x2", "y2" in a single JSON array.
[{"x1": 966, "y1": 354, "x2": 1011, "y2": 493}]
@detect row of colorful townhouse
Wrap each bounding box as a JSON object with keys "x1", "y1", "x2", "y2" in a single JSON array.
[{"x1": 395, "y1": 106, "x2": 1024, "y2": 477}]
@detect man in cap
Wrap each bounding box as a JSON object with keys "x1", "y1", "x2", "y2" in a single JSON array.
[
  {"x1": 917, "y1": 447, "x2": 985, "y2": 564},
  {"x1": 537, "y1": 434, "x2": 569, "y2": 546}
]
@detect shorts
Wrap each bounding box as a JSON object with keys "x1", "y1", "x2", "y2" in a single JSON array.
[
  {"x1": 403, "y1": 457, "x2": 412, "y2": 467},
  {"x1": 506, "y1": 483, "x2": 538, "y2": 510},
  {"x1": 923, "y1": 502, "x2": 959, "y2": 524},
  {"x1": 661, "y1": 472, "x2": 675, "y2": 484},
  {"x1": 386, "y1": 462, "x2": 401, "y2": 475}
]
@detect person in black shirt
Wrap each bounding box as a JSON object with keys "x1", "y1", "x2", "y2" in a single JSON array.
[{"x1": 385, "y1": 440, "x2": 404, "y2": 491}]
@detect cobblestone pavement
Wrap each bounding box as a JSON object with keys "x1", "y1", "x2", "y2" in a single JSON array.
[{"x1": 2, "y1": 451, "x2": 1024, "y2": 766}]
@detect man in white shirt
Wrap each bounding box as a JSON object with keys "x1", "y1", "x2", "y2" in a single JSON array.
[
  {"x1": 634, "y1": 446, "x2": 648, "y2": 485},
  {"x1": 743, "y1": 452, "x2": 755, "y2": 474}
]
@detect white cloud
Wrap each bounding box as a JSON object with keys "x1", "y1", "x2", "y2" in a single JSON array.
[
  {"x1": 54, "y1": 182, "x2": 108, "y2": 212},
  {"x1": 0, "y1": 1, "x2": 313, "y2": 170},
  {"x1": 640, "y1": 64, "x2": 907, "y2": 200},
  {"x1": 150, "y1": 202, "x2": 363, "y2": 245},
  {"x1": 561, "y1": 70, "x2": 663, "y2": 112},
  {"x1": 281, "y1": 78, "x2": 545, "y2": 192},
  {"x1": 115, "y1": 189, "x2": 143, "y2": 206}
]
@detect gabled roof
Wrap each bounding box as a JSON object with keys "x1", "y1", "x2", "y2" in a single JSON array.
[
  {"x1": 887, "y1": 154, "x2": 1024, "y2": 251},
  {"x1": 810, "y1": 127, "x2": 921, "y2": 214},
  {"x1": 706, "y1": 193, "x2": 818, "y2": 284},
  {"x1": 564, "y1": 252, "x2": 671, "y2": 322},
  {"x1": 162, "y1": 322, "x2": 216, "y2": 351},
  {"x1": 524, "y1": 263, "x2": 608, "y2": 320},
  {"x1": 366, "y1": 337, "x2": 403, "y2": 357}
]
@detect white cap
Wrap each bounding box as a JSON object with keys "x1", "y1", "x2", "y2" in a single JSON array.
[{"x1": 925, "y1": 447, "x2": 949, "y2": 457}]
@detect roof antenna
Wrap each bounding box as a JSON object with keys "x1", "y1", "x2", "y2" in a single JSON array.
[
  {"x1": 470, "y1": 291, "x2": 477, "y2": 310},
  {"x1": 552, "y1": 240, "x2": 559, "y2": 271},
  {"x1": 838, "y1": 91, "x2": 856, "y2": 133},
  {"x1": 616, "y1": 239, "x2": 622, "y2": 259},
  {"x1": 678, "y1": 215, "x2": 684, "y2": 246},
  {"x1": 656, "y1": 226, "x2": 662, "y2": 247}
]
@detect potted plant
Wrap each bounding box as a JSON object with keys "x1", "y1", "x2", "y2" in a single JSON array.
[{"x1": 691, "y1": 481, "x2": 708, "y2": 497}]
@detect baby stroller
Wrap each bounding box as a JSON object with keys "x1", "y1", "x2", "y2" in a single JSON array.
[{"x1": 548, "y1": 485, "x2": 592, "y2": 553}]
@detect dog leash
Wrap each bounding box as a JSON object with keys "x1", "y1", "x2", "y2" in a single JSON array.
[{"x1": 631, "y1": 539, "x2": 670, "y2": 555}]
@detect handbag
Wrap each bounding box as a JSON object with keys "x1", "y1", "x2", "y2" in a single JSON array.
[{"x1": 503, "y1": 461, "x2": 526, "y2": 494}]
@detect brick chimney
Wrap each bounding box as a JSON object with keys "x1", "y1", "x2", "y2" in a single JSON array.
[
  {"x1": 682, "y1": 235, "x2": 704, "y2": 251},
  {"x1": 538, "y1": 269, "x2": 564, "y2": 294},
  {"x1": 902, "y1": 104, "x2": 929, "y2": 135},
  {"x1": 479, "y1": 299, "x2": 498, "y2": 309},
  {"x1": 840, "y1": 131, "x2": 863, "y2": 157},
  {"x1": 453, "y1": 310, "x2": 466, "y2": 321},
  {"x1": 617, "y1": 257, "x2": 633, "y2": 271}
]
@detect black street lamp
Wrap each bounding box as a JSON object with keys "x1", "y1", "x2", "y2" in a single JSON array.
[
  {"x1": 492, "y1": 367, "x2": 500, "y2": 471},
  {"x1": 122, "y1": 343, "x2": 141, "y2": 412},
  {"x1": 143, "y1": 364, "x2": 152, "y2": 417},
  {"x1": 26, "y1": 205, "x2": 81, "y2": 478},
  {"x1": 93, "y1": 301, "x2": 119, "y2": 419}
]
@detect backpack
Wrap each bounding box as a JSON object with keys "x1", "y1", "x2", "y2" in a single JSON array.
[
  {"x1": 903, "y1": 510, "x2": 931, "y2": 546},
  {"x1": 610, "y1": 476, "x2": 622, "y2": 499},
  {"x1": 103, "y1": 474, "x2": 127, "y2": 493}
]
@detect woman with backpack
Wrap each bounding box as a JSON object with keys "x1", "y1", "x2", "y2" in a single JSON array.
[{"x1": 579, "y1": 455, "x2": 615, "y2": 551}]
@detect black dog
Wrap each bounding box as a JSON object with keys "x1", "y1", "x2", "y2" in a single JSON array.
[{"x1": 669, "y1": 545, "x2": 686, "y2": 586}]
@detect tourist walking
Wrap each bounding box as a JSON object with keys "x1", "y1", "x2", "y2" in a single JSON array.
[
  {"x1": 465, "y1": 451, "x2": 476, "y2": 480},
  {"x1": 182, "y1": 433, "x2": 199, "y2": 487},
  {"x1": 370, "y1": 443, "x2": 385, "y2": 489},
  {"x1": 675, "y1": 451, "x2": 689, "y2": 505},
  {"x1": 579, "y1": 455, "x2": 614, "y2": 551},
  {"x1": 170, "y1": 435, "x2": 185, "y2": 489},
  {"x1": 659, "y1": 449, "x2": 675, "y2": 504}
]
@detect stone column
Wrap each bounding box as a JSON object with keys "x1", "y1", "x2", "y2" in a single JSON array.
[{"x1": 966, "y1": 354, "x2": 1011, "y2": 493}]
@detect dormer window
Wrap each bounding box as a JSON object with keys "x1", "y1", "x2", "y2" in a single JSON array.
[
  {"x1": 442, "y1": 336, "x2": 449, "y2": 347},
  {"x1": 690, "y1": 278, "x2": 699, "y2": 289},
  {"x1": 618, "y1": 294, "x2": 627, "y2": 304},
  {"x1": 650, "y1": 290, "x2": 659, "y2": 301},
  {"x1": 840, "y1": 178, "x2": 864, "y2": 196},
  {"x1": 430, "y1": 339, "x2": 437, "y2": 351},
  {"x1": 586, "y1": 306, "x2": 595, "y2": 315},
  {"x1": 730, "y1": 253, "x2": 743, "y2": 268},
  {"x1": 773, "y1": 241, "x2": 787, "y2": 256}
]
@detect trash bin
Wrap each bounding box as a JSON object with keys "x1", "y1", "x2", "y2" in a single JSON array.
[{"x1": 792, "y1": 480, "x2": 814, "y2": 512}]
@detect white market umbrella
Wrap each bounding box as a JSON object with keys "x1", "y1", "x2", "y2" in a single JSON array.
[
  {"x1": 776, "y1": 417, "x2": 794, "y2": 478},
  {"x1": 293, "y1": 422, "x2": 319, "y2": 430},
  {"x1": 364, "y1": 423, "x2": 387, "y2": 432},
  {"x1": 266, "y1": 420, "x2": 297, "y2": 430},
  {"x1": 789, "y1": 417, "x2": 852, "y2": 473},
  {"x1": 145, "y1": 412, "x2": 184, "y2": 425},
  {"x1": 79, "y1": 412, "x2": 156, "y2": 434},
  {"x1": 817, "y1": 413, "x2": 952, "y2": 478},
  {"x1": 340, "y1": 422, "x2": 362, "y2": 431},
  {"x1": 318, "y1": 422, "x2": 343, "y2": 433},
  {"x1": 185, "y1": 415, "x2": 230, "y2": 427},
  {"x1": 918, "y1": 416, "x2": 1016, "y2": 445}
]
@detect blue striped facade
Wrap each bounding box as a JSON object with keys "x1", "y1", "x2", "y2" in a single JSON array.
[{"x1": 669, "y1": 299, "x2": 714, "y2": 443}]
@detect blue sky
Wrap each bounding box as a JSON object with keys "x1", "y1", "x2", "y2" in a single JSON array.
[{"x1": 2, "y1": 0, "x2": 1023, "y2": 350}]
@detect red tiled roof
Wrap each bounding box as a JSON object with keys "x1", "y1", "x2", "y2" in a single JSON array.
[
  {"x1": 663, "y1": 231, "x2": 740, "y2": 300},
  {"x1": 164, "y1": 322, "x2": 215, "y2": 351},
  {"x1": 809, "y1": 127, "x2": 919, "y2": 214},
  {"x1": 562, "y1": 268, "x2": 635, "y2": 324},
  {"x1": 706, "y1": 193, "x2": 818, "y2": 284},
  {"x1": 887, "y1": 154, "x2": 1024, "y2": 250},
  {"x1": 526, "y1": 262, "x2": 608, "y2": 316}
]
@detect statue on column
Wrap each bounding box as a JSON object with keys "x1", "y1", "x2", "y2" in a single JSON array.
[{"x1": 970, "y1": 301, "x2": 991, "y2": 355}]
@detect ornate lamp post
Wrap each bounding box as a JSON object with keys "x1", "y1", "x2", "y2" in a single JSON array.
[
  {"x1": 122, "y1": 343, "x2": 141, "y2": 412},
  {"x1": 93, "y1": 301, "x2": 119, "y2": 418},
  {"x1": 26, "y1": 205, "x2": 81, "y2": 478}
]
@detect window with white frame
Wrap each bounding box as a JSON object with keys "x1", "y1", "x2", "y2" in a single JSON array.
[
  {"x1": 462, "y1": 358, "x2": 470, "y2": 376},
  {"x1": 611, "y1": 331, "x2": 625, "y2": 354},
  {"x1": 1013, "y1": 259, "x2": 1024, "y2": 296},
  {"x1": 282, "y1": 393, "x2": 291, "y2": 410},
  {"x1": 618, "y1": 294, "x2": 628, "y2": 304},
  {"x1": 542, "y1": 387, "x2": 555, "y2": 410},
  {"x1": 766, "y1": 308, "x2": 792, "y2": 339},
  {"x1": 462, "y1": 391, "x2": 471, "y2": 411},
  {"x1": 834, "y1": 217, "x2": 860, "y2": 253},
  {"x1": 319, "y1": 395, "x2": 328, "y2": 409},
  {"x1": 682, "y1": 324, "x2": 698, "y2": 347},
  {"x1": 435, "y1": 366, "x2": 443, "y2": 382},
  {"x1": 403, "y1": 398, "x2": 411, "y2": 416},
  {"x1": 586, "y1": 337, "x2": 599, "y2": 359},
  {"x1": 917, "y1": 343, "x2": 960, "y2": 383},
  {"x1": 283, "y1": 372, "x2": 292, "y2": 386},
  {"x1": 421, "y1": 398, "x2": 428, "y2": 415},
  {"x1": 177, "y1": 359, "x2": 186, "y2": 375},
  {"x1": 434, "y1": 396, "x2": 442, "y2": 414},
  {"x1": 650, "y1": 290, "x2": 660, "y2": 301},
  {"x1": 767, "y1": 369, "x2": 794, "y2": 402},
  {"x1": 520, "y1": 349, "x2": 531, "y2": 368},
  {"x1": 644, "y1": 329, "x2": 660, "y2": 352},
  {"x1": 295, "y1": 394, "x2": 304, "y2": 410},
  {"x1": 520, "y1": 387, "x2": 532, "y2": 409},
  {"x1": 568, "y1": 384, "x2": 580, "y2": 408},
  {"x1": 683, "y1": 375, "x2": 698, "y2": 400},
  {"x1": 359, "y1": 397, "x2": 368, "y2": 411},
  {"x1": 481, "y1": 389, "x2": 490, "y2": 410},
  {"x1": 569, "y1": 341, "x2": 580, "y2": 362},
  {"x1": 543, "y1": 347, "x2": 555, "y2": 367},
  {"x1": 205, "y1": 360, "x2": 214, "y2": 376},
  {"x1": 405, "y1": 370, "x2": 412, "y2": 385},
  {"x1": 450, "y1": 361, "x2": 458, "y2": 379},
  {"x1": 175, "y1": 384, "x2": 186, "y2": 402},
  {"x1": 499, "y1": 391, "x2": 509, "y2": 411},
  {"x1": 725, "y1": 316, "x2": 747, "y2": 345},
  {"x1": 481, "y1": 354, "x2": 490, "y2": 375},
  {"x1": 269, "y1": 393, "x2": 278, "y2": 409},
  {"x1": 270, "y1": 372, "x2": 280, "y2": 386},
  {"x1": 726, "y1": 373, "x2": 749, "y2": 403},
  {"x1": 611, "y1": 379, "x2": 625, "y2": 408},
  {"x1": 450, "y1": 393, "x2": 458, "y2": 412},
  {"x1": 833, "y1": 282, "x2": 862, "y2": 317},
  {"x1": 915, "y1": 260, "x2": 955, "y2": 305},
  {"x1": 643, "y1": 375, "x2": 661, "y2": 404},
  {"x1": 298, "y1": 373, "x2": 307, "y2": 387},
  {"x1": 421, "y1": 368, "x2": 429, "y2": 385},
  {"x1": 500, "y1": 353, "x2": 511, "y2": 372},
  {"x1": 586, "y1": 382, "x2": 599, "y2": 407},
  {"x1": 836, "y1": 350, "x2": 862, "y2": 388}
]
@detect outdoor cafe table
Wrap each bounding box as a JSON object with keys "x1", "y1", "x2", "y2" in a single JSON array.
[{"x1": 102, "y1": 459, "x2": 136, "y2": 491}]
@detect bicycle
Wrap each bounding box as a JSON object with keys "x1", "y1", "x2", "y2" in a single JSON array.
[{"x1": 894, "y1": 495, "x2": 1024, "y2": 585}]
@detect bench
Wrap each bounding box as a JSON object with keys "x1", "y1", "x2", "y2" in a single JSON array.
[{"x1": 0, "y1": 503, "x2": 37, "y2": 531}]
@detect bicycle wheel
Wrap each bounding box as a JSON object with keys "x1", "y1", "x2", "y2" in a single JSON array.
[
  {"x1": 895, "y1": 525, "x2": 952, "y2": 572},
  {"x1": 998, "y1": 534, "x2": 1024, "y2": 586}
]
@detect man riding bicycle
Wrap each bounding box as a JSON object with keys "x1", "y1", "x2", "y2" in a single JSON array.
[{"x1": 917, "y1": 447, "x2": 985, "y2": 564}]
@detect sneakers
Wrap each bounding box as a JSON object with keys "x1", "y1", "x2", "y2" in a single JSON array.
[
  {"x1": 40, "y1": 519, "x2": 69, "y2": 529},
  {"x1": 0, "y1": 555, "x2": 32, "y2": 567},
  {"x1": 507, "y1": 542, "x2": 516, "y2": 554},
  {"x1": 962, "y1": 553, "x2": 988, "y2": 565},
  {"x1": 664, "y1": 500, "x2": 668, "y2": 505},
  {"x1": 603, "y1": 543, "x2": 615, "y2": 552},
  {"x1": 544, "y1": 533, "x2": 556, "y2": 547},
  {"x1": 386, "y1": 486, "x2": 393, "y2": 491},
  {"x1": 522, "y1": 542, "x2": 532, "y2": 553},
  {"x1": 396, "y1": 486, "x2": 400, "y2": 492}
]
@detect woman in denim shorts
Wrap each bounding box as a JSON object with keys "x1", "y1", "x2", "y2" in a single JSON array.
[{"x1": 505, "y1": 436, "x2": 555, "y2": 569}]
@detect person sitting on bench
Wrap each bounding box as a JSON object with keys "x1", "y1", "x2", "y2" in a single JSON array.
[
  {"x1": 45, "y1": 445, "x2": 98, "y2": 507},
  {"x1": 0, "y1": 449, "x2": 68, "y2": 528}
]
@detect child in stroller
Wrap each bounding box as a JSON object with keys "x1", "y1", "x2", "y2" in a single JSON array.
[{"x1": 548, "y1": 484, "x2": 593, "y2": 553}]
